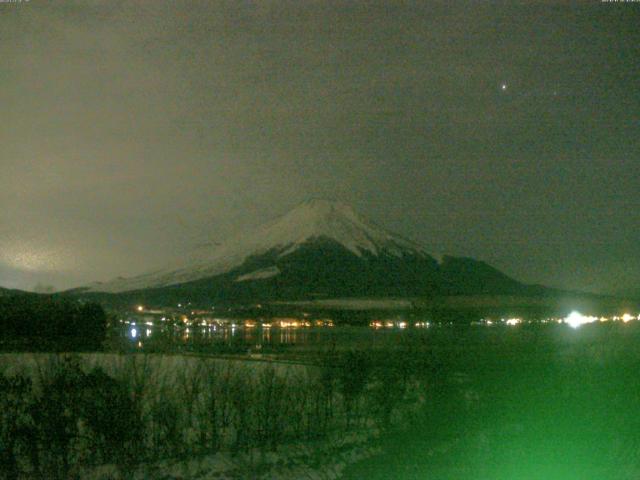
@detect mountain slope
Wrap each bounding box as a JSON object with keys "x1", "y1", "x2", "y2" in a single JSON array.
[
  {"x1": 86, "y1": 200, "x2": 432, "y2": 294},
  {"x1": 79, "y1": 199, "x2": 531, "y2": 302},
  {"x1": 0, "y1": 286, "x2": 33, "y2": 297}
]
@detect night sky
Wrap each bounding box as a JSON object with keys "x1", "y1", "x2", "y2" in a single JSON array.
[{"x1": 1, "y1": 1, "x2": 638, "y2": 294}]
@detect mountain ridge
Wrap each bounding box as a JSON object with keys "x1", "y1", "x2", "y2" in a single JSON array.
[
  {"x1": 84, "y1": 199, "x2": 435, "y2": 293},
  {"x1": 75, "y1": 200, "x2": 537, "y2": 303}
]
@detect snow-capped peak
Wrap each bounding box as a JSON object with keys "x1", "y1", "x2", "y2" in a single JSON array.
[
  {"x1": 258, "y1": 199, "x2": 424, "y2": 257},
  {"x1": 85, "y1": 200, "x2": 430, "y2": 293}
]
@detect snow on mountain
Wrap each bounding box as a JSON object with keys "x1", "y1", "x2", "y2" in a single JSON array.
[
  {"x1": 235, "y1": 266, "x2": 281, "y2": 282},
  {"x1": 85, "y1": 200, "x2": 432, "y2": 293},
  {"x1": 254, "y1": 199, "x2": 429, "y2": 258}
]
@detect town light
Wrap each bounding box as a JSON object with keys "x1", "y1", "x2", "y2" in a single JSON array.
[{"x1": 565, "y1": 311, "x2": 597, "y2": 329}]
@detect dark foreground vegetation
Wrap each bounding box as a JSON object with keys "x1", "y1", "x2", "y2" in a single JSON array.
[
  {"x1": 0, "y1": 345, "x2": 440, "y2": 480},
  {"x1": 0, "y1": 295, "x2": 107, "y2": 351}
]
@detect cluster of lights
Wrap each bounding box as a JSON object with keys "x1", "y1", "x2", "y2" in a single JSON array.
[
  {"x1": 614, "y1": 313, "x2": 637, "y2": 323},
  {"x1": 369, "y1": 320, "x2": 430, "y2": 329},
  {"x1": 129, "y1": 326, "x2": 153, "y2": 339},
  {"x1": 274, "y1": 319, "x2": 313, "y2": 328},
  {"x1": 478, "y1": 313, "x2": 640, "y2": 329},
  {"x1": 127, "y1": 309, "x2": 335, "y2": 337},
  {"x1": 129, "y1": 304, "x2": 640, "y2": 334},
  {"x1": 479, "y1": 318, "x2": 523, "y2": 326},
  {"x1": 564, "y1": 311, "x2": 640, "y2": 329},
  {"x1": 370, "y1": 320, "x2": 390, "y2": 329},
  {"x1": 130, "y1": 304, "x2": 340, "y2": 330}
]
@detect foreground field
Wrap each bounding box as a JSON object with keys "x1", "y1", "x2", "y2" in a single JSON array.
[
  {"x1": 3, "y1": 322, "x2": 640, "y2": 479},
  {"x1": 0, "y1": 348, "x2": 430, "y2": 479},
  {"x1": 344, "y1": 322, "x2": 640, "y2": 479}
]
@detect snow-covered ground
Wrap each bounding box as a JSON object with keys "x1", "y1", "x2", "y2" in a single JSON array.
[
  {"x1": 0, "y1": 352, "x2": 301, "y2": 381},
  {"x1": 235, "y1": 266, "x2": 281, "y2": 282},
  {"x1": 81, "y1": 430, "x2": 381, "y2": 480},
  {"x1": 1, "y1": 351, "x2": 426, "y2": 480}
]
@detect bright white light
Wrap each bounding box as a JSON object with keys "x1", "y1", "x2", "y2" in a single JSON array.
[
  {"x1": 506, "y1": 318, "x2": 521, "y2": 326},
  {"x1": 622, "y1": 313, "x2": 633, "y2": 323},
  {"x1": 131, "y1": 328, "x2": 138, "y2": 338},
  {"x1": 501, "y1": 83, "x2": 507, "y2": 91},
  {"x1": 136, "y1": 305, "x2": 144, "y2": 312},
  {"x1": 565, "y1": 311, "x2": 597, "y2": 329}
]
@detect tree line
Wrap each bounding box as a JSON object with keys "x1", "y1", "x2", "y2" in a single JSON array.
[
  {"x1": 0, "y1": 294, "x2": 107, "y2": 350},
  {"x1": 0, "y1": 348, "x2": 448, "y2": 479}
]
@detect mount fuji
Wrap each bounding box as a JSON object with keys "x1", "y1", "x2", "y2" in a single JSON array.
[{"x1": 78, "y1": 200, "x2": 532, "y2": 304}]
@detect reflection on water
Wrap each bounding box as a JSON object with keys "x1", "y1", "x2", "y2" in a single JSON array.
[
  {"x1": 123, "y1": 324, "x2": 336, "y2": 349},
  {"x1": 118, "y1": 314, "x2": 446, "y2": 353},
  {"x1": 116, "y1": 311, "x2": 640, "y2": 355},
  {"x1": 120, "y1": 322, "x2": 434, "y2": 354}
]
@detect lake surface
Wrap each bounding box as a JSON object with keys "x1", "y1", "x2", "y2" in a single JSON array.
[
  {"x1": 116, "y1": 319, "x2": 640, "y2": 357},
  {"x1": 118, "y1": 322, "x2": 430, "y2": 354}
]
